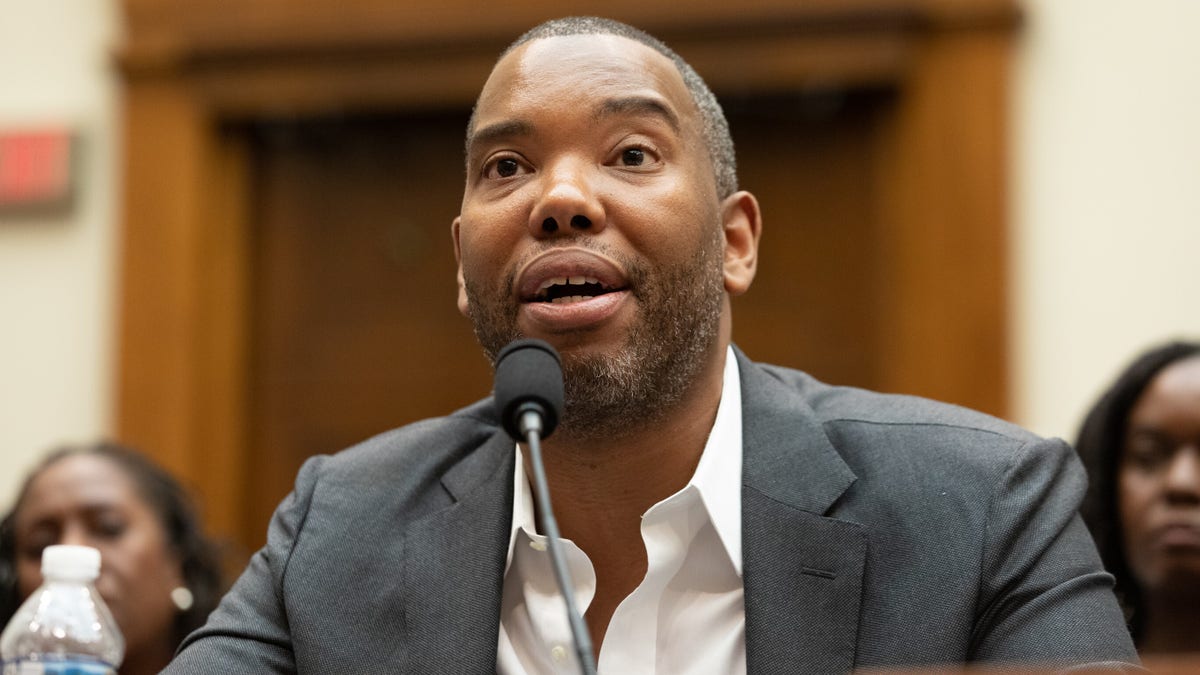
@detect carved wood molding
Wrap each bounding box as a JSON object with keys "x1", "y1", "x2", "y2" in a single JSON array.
[
  {"x1": 119, "y1": 0, "x2": 1018, "y2": 114},
  {"x1": 121, "y1": 0, "x2": 1018, "y2": 62}
]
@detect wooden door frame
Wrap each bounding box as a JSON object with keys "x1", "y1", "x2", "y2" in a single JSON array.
[{"x1": 115, "y1": 0, "x2": 1019, "y2": 546}]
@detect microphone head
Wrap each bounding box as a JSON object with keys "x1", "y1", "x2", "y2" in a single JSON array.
[{"x1": 493, "y1": 338, "x2": 564, "y2": 441}]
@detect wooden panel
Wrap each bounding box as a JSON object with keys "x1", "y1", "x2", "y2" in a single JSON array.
[
  {"x1": 730, "y1": 91, "x2": 891, "y2": 387},
  {"x1": 244, "y1": 113, "x2": 490, "y2": 542},
  {"x1": 115, "y1": 79, "x2": 251, "y2": 542},
  {"x1": 873, "y1": 28, "x2": 1010, "y2": 415}
]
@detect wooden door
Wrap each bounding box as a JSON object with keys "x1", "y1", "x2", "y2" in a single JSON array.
[{"x1": 245, "y1": 112, "x2": 488, "y2": 536}]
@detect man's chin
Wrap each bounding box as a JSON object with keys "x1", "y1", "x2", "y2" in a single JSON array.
[{"x1": 553, "y1": 338, "x2": 623, "y2": 365}]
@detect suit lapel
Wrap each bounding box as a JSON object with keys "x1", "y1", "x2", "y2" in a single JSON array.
[
  {"x1": 736, "y1": 348, "x2": 867, "y2": 675},
  {"x1": 400, "y1": 428, "x2": 514, "y2": 673}
]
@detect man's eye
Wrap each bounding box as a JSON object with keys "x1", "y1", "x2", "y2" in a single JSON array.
[
  {"x1": 497, "y1": 158, "x2": 519, "y2": 177},
  {"x1": 621, "y1": 148, "x2": 645, "y2": 166},
  {"x1": 487, "y1": 157, "x2": 522, "y2": 179}
]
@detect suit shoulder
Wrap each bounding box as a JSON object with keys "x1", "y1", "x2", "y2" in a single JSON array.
[
  {"x1": 753, "y1": 361, "x2": 1042, "y2": 449},
  {"x1": 308, "y1": 397, "x2": 499, "y2": 484},
  {"x1": 749, "y1": 360, "x2": 1075, "y2": 522}
]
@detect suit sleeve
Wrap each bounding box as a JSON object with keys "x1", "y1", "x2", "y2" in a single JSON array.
[
  {"x1": 164, "y1": 455, "x2": 328, "y2": 673},
  {"x1": 970, "y1": 437, "x2": 1139, "y2": 665}
]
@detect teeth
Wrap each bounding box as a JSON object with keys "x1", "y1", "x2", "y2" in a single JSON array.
[
  {"x1": 550, "y1": 295, "x2": 589, "y2": 304},
  {"x1": 538, "y1": 276, "x2": 601, "y2": 291},
  {"x1": 539, "y1": 277, "x2": 567, "y2": 292}
]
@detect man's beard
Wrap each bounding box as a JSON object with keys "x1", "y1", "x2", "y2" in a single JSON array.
[{"x1": 465, "y1": 231, "x2": 725, "y2": 442}]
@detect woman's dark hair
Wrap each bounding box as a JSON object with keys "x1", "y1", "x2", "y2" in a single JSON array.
[
  {"x1": 0, "y1": 441, "x2": 224, "y2": 648},
  {"x1": 1075, "y1": 339, "x2": 1200, "y2": 643}
]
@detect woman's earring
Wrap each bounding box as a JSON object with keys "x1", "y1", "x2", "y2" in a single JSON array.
[{"x1": 171, "y1": 586, "x2": 194, "y2": 612}]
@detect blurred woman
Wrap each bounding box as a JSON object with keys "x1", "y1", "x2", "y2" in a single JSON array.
[
  {"x1": 1077, "y1": 340, "x2": 1200, "y2": 654},
  {"x1": 1, "y1": 442, "x2": 224, "y2": 675}
]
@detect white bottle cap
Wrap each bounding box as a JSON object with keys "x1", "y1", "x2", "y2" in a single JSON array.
[{"x1": 41, "y1": 544, "x2": 101, "y2": 580}]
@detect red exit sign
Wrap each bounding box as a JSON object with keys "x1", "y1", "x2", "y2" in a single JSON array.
[{"x1": 0, "y1": 129, "x2": 75, "y2": 213}]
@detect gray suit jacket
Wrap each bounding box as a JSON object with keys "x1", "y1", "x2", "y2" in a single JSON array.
[{"x1": 168, "y1": 349, "x2": 1138, "y2": 673}]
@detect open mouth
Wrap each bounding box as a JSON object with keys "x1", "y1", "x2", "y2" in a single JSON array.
[{"x1": 534, "y1": 276, "x2": 620, "y2": 304}]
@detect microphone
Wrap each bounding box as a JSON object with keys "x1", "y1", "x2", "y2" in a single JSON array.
[
  {"x1": 494, "y1": 338, "x2": 563, "y2": 442},
  {"x1": 494, "y1": 339, "x2": 597, "y2": 675}
]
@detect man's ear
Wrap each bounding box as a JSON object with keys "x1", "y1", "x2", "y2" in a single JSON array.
[
  {"x1": 451, "y1": 216, "x2": 470, "y2": 318},
  {"x1": 721, "y1": 191, "x2": 762, "y2": 296}
]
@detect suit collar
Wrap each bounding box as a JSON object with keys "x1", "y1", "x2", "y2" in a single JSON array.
[
  {"x1": 736, "y1": 345, "x2": 856, "y2": 514},
  {"x1": 735, "y1": 346, "x2": 867, "y2": 674},
  {"x1": 400, "y1": 425, "x2": 513, "y2": 673}
]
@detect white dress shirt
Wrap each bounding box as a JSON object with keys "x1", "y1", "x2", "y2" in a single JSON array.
[{"x1": 497, "y1": 346, "x2": 746, "y2": 674}]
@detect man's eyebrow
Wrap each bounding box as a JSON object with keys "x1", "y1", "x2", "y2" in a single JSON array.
[
  {"x1": 467, "y1": 119, "x2": 533, "y2": 155},
  {"x1": 466, "y1": 97, "x2": 679, "y2": 156},
  {"x1": 594, "y1": 96, "x2": 681, "y2": 132}
]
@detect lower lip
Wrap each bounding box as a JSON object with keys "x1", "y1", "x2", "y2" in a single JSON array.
[{"x1": 520, "y1": 290, "x2": 630, "y2": 332}]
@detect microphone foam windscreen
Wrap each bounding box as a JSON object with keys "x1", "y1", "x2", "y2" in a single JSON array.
[{"x1": 493, "y1": 338, "x2": 564, "y2": 440}]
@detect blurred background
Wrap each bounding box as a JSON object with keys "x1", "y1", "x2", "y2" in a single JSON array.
[{"x1": 2, "y1": 0, "x2": 1198, "y2": 557}]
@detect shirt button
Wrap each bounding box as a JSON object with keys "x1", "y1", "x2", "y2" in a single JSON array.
[
  {"x1": 529, "y1": 539, "x2": 547, "y2": 552},
  {"x1": 551, "y1": 644, "x2": 567, "y2": 663}
]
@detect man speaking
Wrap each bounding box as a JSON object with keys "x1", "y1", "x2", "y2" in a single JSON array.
[{"x1": 166, "y1": 17, "x2": 1139, "y2": 674}]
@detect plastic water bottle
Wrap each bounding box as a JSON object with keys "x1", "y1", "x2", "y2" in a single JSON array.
[{"x1": 0, "y1": 545, "x2": 124, "y2": 675}]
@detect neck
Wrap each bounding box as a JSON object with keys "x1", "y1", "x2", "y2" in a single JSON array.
[
  {"x1": 524, "y1": 341, "x2": 730, "y2": 650},
  {"x1": 532, "y1": 343, "x2": 728, "y2": 542},
  {"x1": 1140, "y1": 592, "x2": 1200, "y2": 655}
]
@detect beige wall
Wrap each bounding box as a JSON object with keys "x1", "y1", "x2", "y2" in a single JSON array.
[
  {"x1": 1012, "y1": 0, "x2": 1200, "y2": 440},
  {"x1": 0, "y1": 0, "x2": 120, "y2": 504},
  {"x1": 2, "y1": 0, "x2": 1199, "y2": 507}
]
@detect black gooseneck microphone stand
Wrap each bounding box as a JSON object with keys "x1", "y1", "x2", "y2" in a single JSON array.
[{"x1": 494, "y1": 339, "x2": 598, "y2": 675}]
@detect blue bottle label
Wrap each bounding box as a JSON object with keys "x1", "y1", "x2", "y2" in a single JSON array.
[{"x1": 2, "y1": 658, "x2": 116, "y2": 675}]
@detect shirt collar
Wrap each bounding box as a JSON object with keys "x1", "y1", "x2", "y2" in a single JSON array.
[
  {"x1": 505, "y1": 345, "x2": 744, "y2": 574},
  {"x1": 692, "y1": 345, "x2": 744, "y2": 575}
]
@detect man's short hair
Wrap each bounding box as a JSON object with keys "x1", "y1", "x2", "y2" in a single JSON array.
[{"x1": 468, "y1": 16, "x2": 738, "y2": 199}]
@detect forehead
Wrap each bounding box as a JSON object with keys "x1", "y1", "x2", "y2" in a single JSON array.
[
  {"x1": 1132, "y1": 356, "x2": 1200, "y2": 421},
  {"x1": 472, "y1": 33, "x2": 698, "y2": 138},
  {"x1": 1154, "y1": 355, "x2": 1200, "y2": 390},
  {"x1": 17, "y1": 456, "x2": 142, "y2": 517}
]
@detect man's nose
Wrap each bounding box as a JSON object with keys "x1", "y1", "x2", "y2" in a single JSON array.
[
  {"x1": 1165, "y1": 445, "x2": 1200, "y2": 505},
  {"x1": 529, "y1": 159, "x2": 605, "y2": 238}
]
